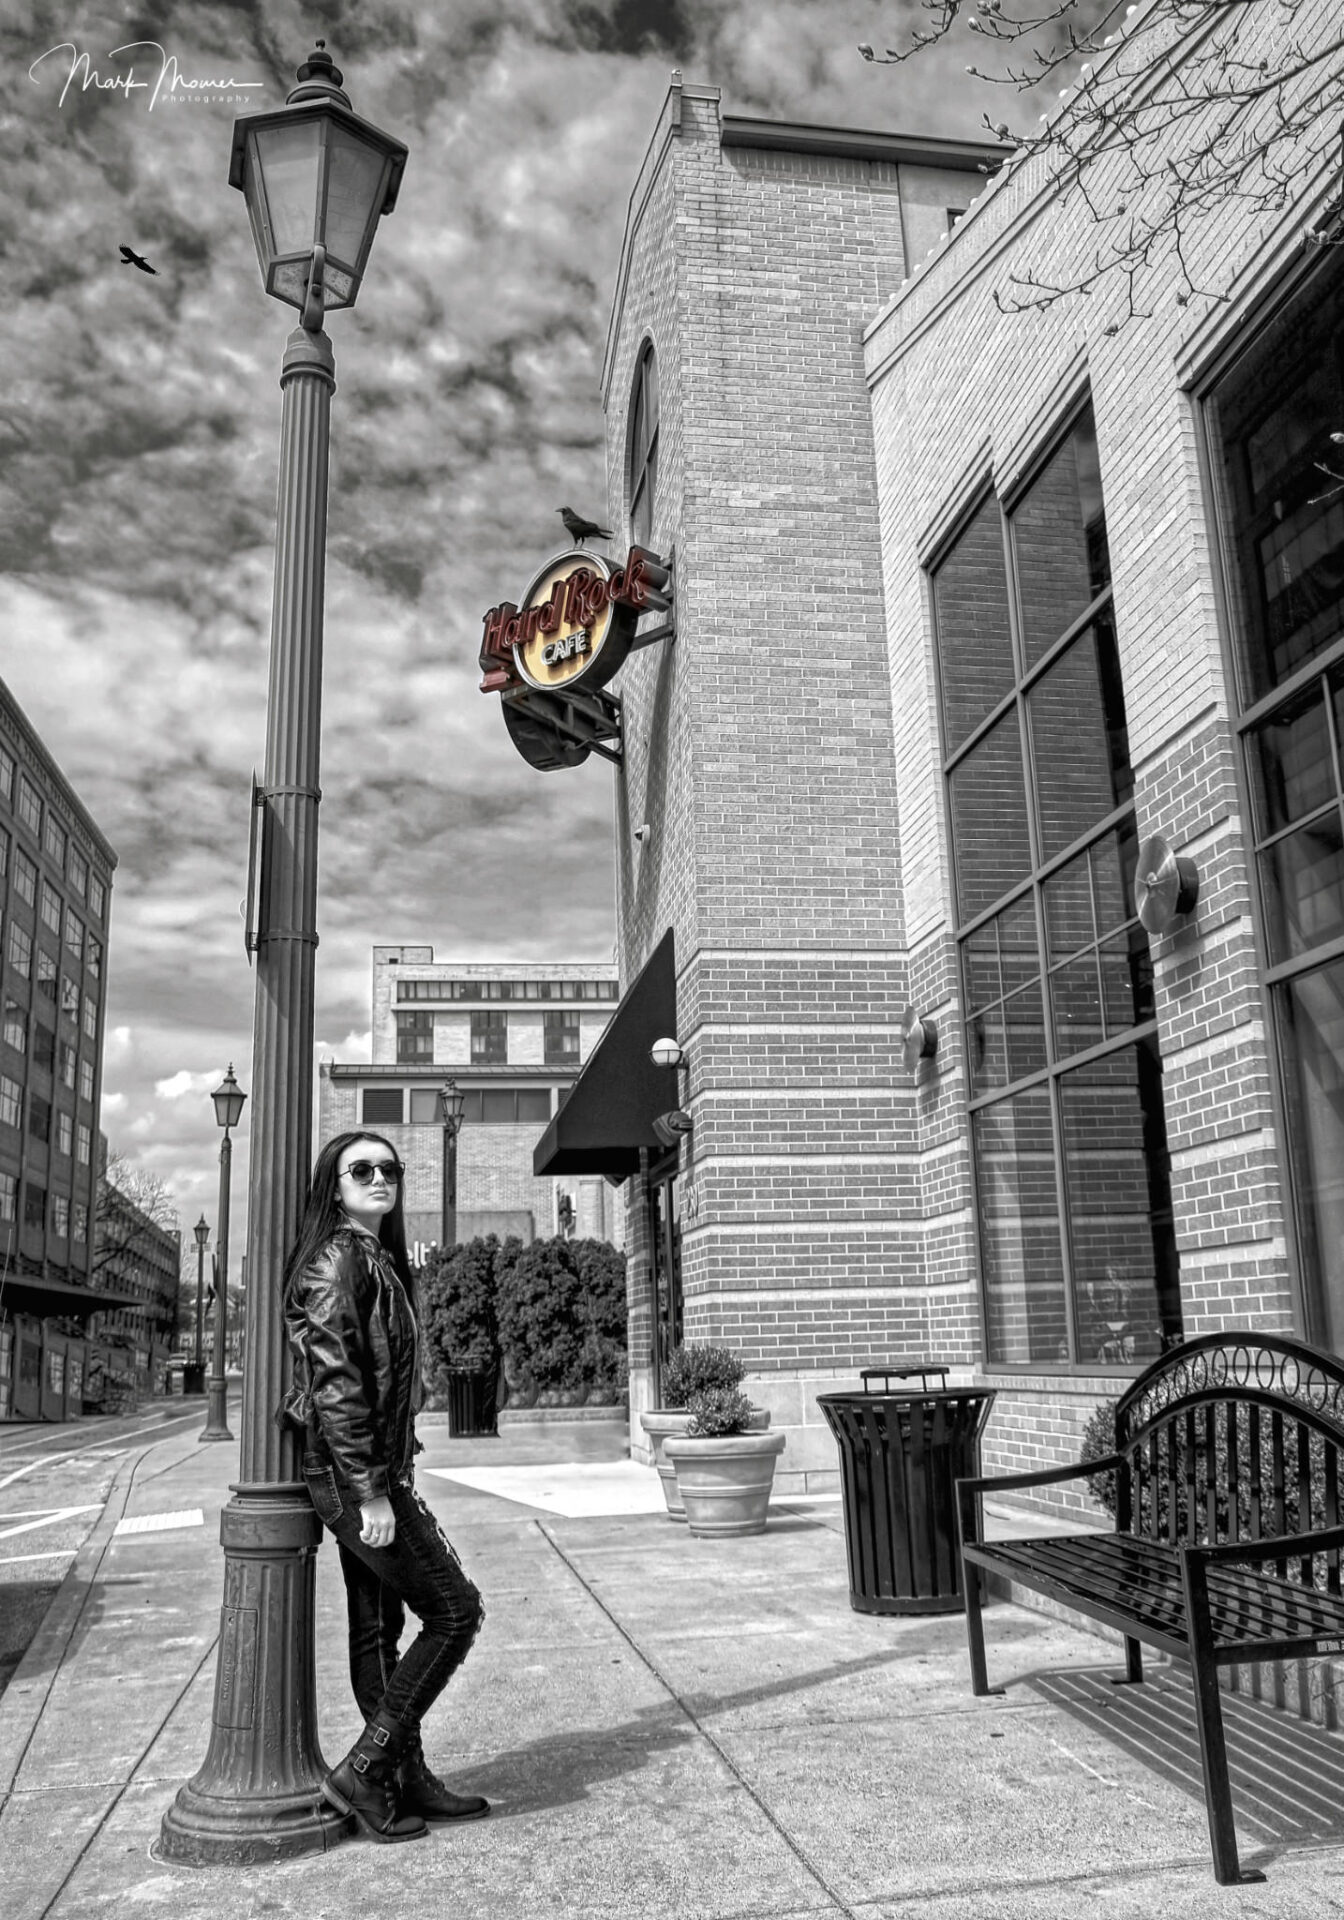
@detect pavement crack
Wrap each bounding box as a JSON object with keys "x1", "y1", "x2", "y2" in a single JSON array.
[{"x1": 536, "y1": 1520, "x2": 861, "y2": 1920}]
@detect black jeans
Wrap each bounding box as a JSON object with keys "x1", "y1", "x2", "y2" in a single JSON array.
[{"x1": 305, "y1": 1459, "x2": 484, "y2": 1733}]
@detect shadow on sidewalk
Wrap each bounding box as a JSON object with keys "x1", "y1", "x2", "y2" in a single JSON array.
[
  {"x1": 441, "y1": 1640, "x2": 964, "y2": 1816},
  {"x1": 1029, "y1": 1665, "x2": 1344, "y2": 1871}
]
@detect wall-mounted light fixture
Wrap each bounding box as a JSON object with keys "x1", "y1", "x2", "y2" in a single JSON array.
[
  {"x1": 1134, "y1": 834, "x2": 1200, "y2": 932},
  {"x1": 650, "y1": 1035, "x2": 685, "y2": 1070},
  {"x1": 900, "y1": 1003, "x2": 938, "y2": 1075}
]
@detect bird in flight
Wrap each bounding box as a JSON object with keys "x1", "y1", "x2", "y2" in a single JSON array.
[
  {"x1": 558, "y1": 505, "x2": 613, "y2": 546},
  {"x1": 119, "y1": 245, "x2": 157, "y2": 275}
]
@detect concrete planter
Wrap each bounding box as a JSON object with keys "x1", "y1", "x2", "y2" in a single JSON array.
[
  {"x1": 641, "y1": 1407, "x2": 772, "y2": 1520},
  {"x1": 639, "y1": 1410, "x2": 696, "y2": 1519},
  {"x1": 663, "y1": 1430, "x2": 787, "y2": 1538}
]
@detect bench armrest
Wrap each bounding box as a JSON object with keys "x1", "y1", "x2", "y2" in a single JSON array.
[
  {"x1": 957, "y1": 1451, "x2": 1125, "y2": 1498},
  {"x1": 1184, "y1": 1520, "x2": 1344, "y2": 1567},
  {"x1": 957, "y1": 1452, "x2": 1127, "y2": 1549}
]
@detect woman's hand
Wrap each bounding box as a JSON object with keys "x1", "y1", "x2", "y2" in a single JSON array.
[{"x1": 359, "y1": 1496, "x2": 396, "y2": 1549}]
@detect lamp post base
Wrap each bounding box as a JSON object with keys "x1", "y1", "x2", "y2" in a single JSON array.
[
  {"x1": 158, "y1": 1489, "x2": 345, "y2": 1865},
  {"x1": 200, "y1": 1376, "x2": 234, "y2": 1442}
]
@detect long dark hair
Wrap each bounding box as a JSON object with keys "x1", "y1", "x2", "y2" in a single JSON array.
[{"x1": 283, "y1": 1130, "x2": 413, "y2": 1299}]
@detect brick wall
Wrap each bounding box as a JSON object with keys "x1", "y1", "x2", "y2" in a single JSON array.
[
  {"x1": 604, "y1": 85, "x2": 999, "y2": 1487},
  {"x1": 866, "y1": 2, "x2": 1332, "y2": 1491}
]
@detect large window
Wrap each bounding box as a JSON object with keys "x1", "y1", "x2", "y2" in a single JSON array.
[
  {"x1": 1210, "y1": 255, "x2": 1344, "y2": 1347},
  {"x1": 395, "y1": 1010, "x2": 434, "y2": 1065},
  {"x1": 934, "y1": 404, "x2": 1182, "y2": 1367},
  {"x1": 470, "y1": 1010, "x2": 508, "y2": 1064},
  {"x1": 459, "y1": 1088, "x2": 552, "y2": 1124},
  {"x1": 544, "y1": 1010, "x2": 581, "y2": 1066},
  {"x1": 629, "y1": 341, "x2": 659, "y2": 548}
]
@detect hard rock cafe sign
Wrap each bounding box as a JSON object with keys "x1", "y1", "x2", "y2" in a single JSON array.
[{"x1": 478, "y1": 543, "x2": 672, "y2": 771}]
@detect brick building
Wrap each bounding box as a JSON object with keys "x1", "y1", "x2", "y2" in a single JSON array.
[
  {"x1": 90, "y1": 1164, "x2": 181, "y2": 1408},
  {"x1": 864, "y1": 0, "x2": 1344, "y2": 1503},
  {"x1": 533, "y1": 25, "x2": 1344, "y2": 1498},
  {"x1": 317, "y1": 951, "x2": 620, "y2": 1256},
  {"x1": 0, "y1": 675, "x2": 122, "y2": 1422},
  {"x1": 530, "y1": 87, "x2": 1009, "y2": 1489}
]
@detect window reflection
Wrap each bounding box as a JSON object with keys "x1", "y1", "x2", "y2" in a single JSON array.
[
  {"x1": 1030, "y1": 613, "x2": 1132, "y2": 860},
  {"x1": 933, "y1": 497, "x2": 1016, "y2": 751},
  {"x1": 1012, "y1": 408, "x2": 1110, "y2": 667},
  {"x1": 1060, "y1": 1038, "x2": 1181, "y2": 1365},
  {"x1": 949, "y1": 714, "x2": 1032, "y2": 922},
  {"x1": 974, "y1": 1089, "x2": 1068, "y2": 1363}
]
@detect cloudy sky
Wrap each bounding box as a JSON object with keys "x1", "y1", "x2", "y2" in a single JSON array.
[{"x1": 1, "y1": 0, "x2": 993, "y2": 1244}]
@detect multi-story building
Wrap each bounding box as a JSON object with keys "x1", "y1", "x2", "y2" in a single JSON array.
[
  {"x1": 90, "y1": 1164, "x2": 181, "y2": 1407},
  {"x1": 317, "y1": 951, "x2": 620, "y2": 1255},
  {"x1": 527, "y1": 25, "x2": 1344, "y2": 1499},
  {"x1": 0, "y1": 674, "x2": 119, "y2": 1421}
]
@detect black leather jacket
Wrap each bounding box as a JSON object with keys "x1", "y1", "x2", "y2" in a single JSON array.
[{"x1": 281, "y1": 1224, "x2": 422, "y2": 1504}]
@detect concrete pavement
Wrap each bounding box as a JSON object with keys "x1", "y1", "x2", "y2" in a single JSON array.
[{"x1": 3, "y1": 1399, "x2": 1344, "y2": 1918}]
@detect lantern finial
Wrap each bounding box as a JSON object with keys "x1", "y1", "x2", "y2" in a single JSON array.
[{"x1": 289, "y1": 42, "x2": 350, "y2": 107}]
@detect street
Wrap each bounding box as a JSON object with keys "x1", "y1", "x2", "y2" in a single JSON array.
[{"x1": 0, "y1": 1402, "x2": 213, "y2": 1697}]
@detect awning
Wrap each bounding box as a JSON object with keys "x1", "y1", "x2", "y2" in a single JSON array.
[
  {"x1": 533, "y1": 929, "x2": 676, "y2": 1181},
  {"x1": 1, "y1": 1275, "x2": 141, "y2": 1322}
]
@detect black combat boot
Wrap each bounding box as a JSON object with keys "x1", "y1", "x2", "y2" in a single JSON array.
[
  {"x1": 398, "y1": 1733, "x2": 490, "y2": 1823},
  {"x1": 322, "y1": 1710, "x2": 429, "y2": 1843}
]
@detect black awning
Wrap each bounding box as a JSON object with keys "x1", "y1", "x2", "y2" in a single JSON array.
[
  {"x1": 533, "y1": 929, "x2": 676, "y2": 1181},
  {"x1": 1, "y1": 1275, "x2": 141, "y2": 1322}
]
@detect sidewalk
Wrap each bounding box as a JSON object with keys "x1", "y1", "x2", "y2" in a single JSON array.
[{"x1": 3, "y1": 1404, "x2": 1344, "y2": 1919}]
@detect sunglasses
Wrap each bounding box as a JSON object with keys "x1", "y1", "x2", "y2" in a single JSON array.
[{"x1": 340, "y1": 1159, "x2": 404, "y2": 1186}]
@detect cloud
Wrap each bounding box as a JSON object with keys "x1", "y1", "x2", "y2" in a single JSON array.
[{"x1": 1, "y1": 0, "x2": 987, "y2": 1239}]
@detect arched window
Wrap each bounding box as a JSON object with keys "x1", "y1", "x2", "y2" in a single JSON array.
[{"x1": 629, "y1": 341, "x2": 659, "y2": 547}]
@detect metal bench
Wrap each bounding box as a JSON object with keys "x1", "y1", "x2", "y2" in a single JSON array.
[{"x1": 957, "y1": 1333, "x2": 1344, "y2": 1885}]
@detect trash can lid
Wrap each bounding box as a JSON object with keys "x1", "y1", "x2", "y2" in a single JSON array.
[{"x1": 860, "y1": 1364, "x2": 949, "y2": 1391}]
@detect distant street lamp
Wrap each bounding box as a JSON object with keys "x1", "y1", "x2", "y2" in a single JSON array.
[
  {"x1": 159, "y1": 43, "x2": 407, "y2": 1867},
  {"x1": 439, "y1": 1077, "x2": 466, "y2": 1249},
  {"x1": 190, "y1": 1216, "x2": 209, "y2": 1395},
  {"x1": 202, "y1": 1065, "x2": 246, "y2": 1443}
]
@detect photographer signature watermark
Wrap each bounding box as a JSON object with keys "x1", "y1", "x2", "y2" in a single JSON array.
[{"x1": 29, "y1": 41, "x2": 265, "y2": 110}]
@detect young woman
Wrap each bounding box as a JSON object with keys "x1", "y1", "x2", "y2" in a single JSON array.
[{"x1": 280, "y1": 1130, "x2": 487, "y2": 1843}]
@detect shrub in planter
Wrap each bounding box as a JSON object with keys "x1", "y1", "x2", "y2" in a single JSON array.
[
  {"x1": 421, "y1": 1235, "x2": 501, "y2": 1401},
  {"x1": 662, "y1": 1343, "x2": 746, "y2": 1410},
  {"x1": 496, "y1": 1235, "x2": 583, "y2": 1392},
  {"x1": 686, "y1": 1387, "x2": 753, "y2": 1437},
  {"x1": 495, "y1": 1234, "x2": 628, "y2": 1397}
]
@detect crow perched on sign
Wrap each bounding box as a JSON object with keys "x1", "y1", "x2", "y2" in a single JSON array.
[
  {"x1": 119, "y1": 245, "x2": 157, "y2": 274},
  {"x1": 558, "y1": 505, "x2": 613, "y2": 546}
]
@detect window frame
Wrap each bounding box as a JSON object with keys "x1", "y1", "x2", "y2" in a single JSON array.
[
  {"x1": 931, "y1": 405, "x2": 1175, "y2": 1372},
  {"x1": 628, "y1": 338, "x2": 659, "y2": 549}
]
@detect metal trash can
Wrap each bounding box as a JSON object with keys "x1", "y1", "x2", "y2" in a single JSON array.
[
  {"x1": 445, "y1": 1367, "x2": 498, "y2": 1438},
  {"x1": 818, "y1": 1365, "x2": 996, "y2": 1615}
]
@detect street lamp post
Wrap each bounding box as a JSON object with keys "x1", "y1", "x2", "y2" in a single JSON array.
[
  {"x1": 190, "y1": 1216, "x2": 209, "y2": 1395},
  {"x1": 159, "y1": 43, "x2": 407, "y2": 1866},
  {"x1": 439, "y1": 1077, "x2": 466, "y2": 1250},
  {"x1": 202, "y1": 1065, "x2": 246, "y2": 1442}
]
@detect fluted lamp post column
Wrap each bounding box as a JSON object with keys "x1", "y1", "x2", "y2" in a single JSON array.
[
  {"x1": 190, "y1": 1216, "x2": 209, "y2": 1396},
  {"x1": 202, "y1": 1064, "x2": 246, "y2": 1442},
  {"x1": 439, "y1": 1077, "x2": 466, "y2": 1251},
  {"x1": 159, "y1": 43, "x2": 407, "y2": 1866}
]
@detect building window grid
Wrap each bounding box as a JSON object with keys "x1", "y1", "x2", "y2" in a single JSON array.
[
  {"x1": 44, "y1": 815, "x2": 67, "y2": 869},
  {"x1": 7, "y1": 922, "x2": 31, "y2": 979},
  {"x1": 0, "y1": 1075, "x2": 19, "y2": 1128},
  {"x1": 394, "y1": 1010, "x2": 435, "y2": 1065},
  {"x1": 470, "y1": 1010, "x2": 508, "y2": 1063},
  {"x1": 39, "y1": 880, "x2": 60, "y2": 935},
  {"x1": 16, "y1": 776, "x2": 41, "y2": 838},
  {"x1": 0, "y1": 748, "x2": 12, "y2": 804},
  {"x1": 13, "y1": 849, "x2": 36, "y2": 906},
  {"x1": 88, "y1": 873, "x2": 105, "y2": 920},
  {"x1": 1206, "y1": 258, "x2": 1344, "y2": 1347},
  {"x1": 68, "y1": 846, "x2": 87, "y2": 899},
  {"x1": 934, "y1": 411, "x2": 1176, "y2": 1371}
]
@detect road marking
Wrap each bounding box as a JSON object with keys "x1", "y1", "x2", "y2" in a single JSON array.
[
  {"x1": 113, "y1": 1509, "x2": 204, "y2": 1537},
  {"x1": 0, "y1": 1548, "x2": 78, "y2": 1565},
  {"x1": 0, "y1": 1505, "x2": 101, "y2": 1542}
]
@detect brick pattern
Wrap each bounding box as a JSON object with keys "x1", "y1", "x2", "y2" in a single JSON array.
[
  {"x1": 604, "y1": 86, "x2": 1002, "y2": 1444},
  {"x1": 865, "y1": 4, "x2": 1322, "y2": 1486}
]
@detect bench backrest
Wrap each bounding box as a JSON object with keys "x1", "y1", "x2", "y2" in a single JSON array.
[{"x1": 1112, "y1": 1333, "x2": 1344, "y2": 1586}]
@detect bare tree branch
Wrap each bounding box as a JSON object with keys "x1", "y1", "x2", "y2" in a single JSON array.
[{"x1": 860, "y1": 0, "x2": 1344, "y2": 319}]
